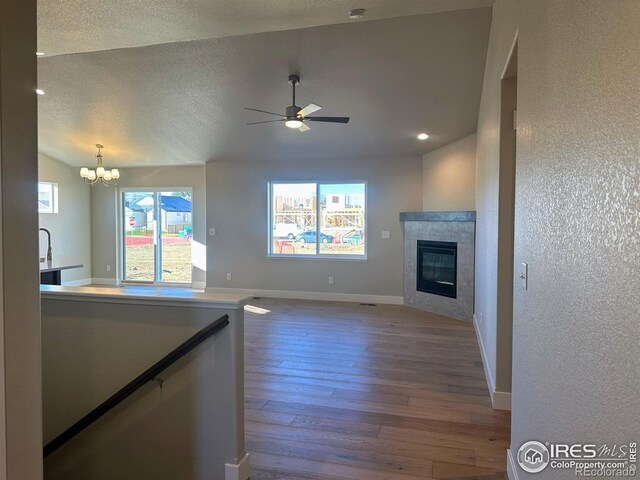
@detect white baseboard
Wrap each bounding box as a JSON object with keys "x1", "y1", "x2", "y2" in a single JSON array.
[
  {"x1": 192, "y1": 281, "x2": 206, "y2": 289},
  {"x1": 62, "y1": 277, "x2": 92, "y2": 287},
  {"x1": 492, "y1": 389, "x2": 512, "y2": 410},
  {"x1": 473, "y1": 314, "x2": 512, "y2": 411},
  {"x1": 507, "y1": 448, "x2": 519, "y2": 480},
  {"x1": 91, "y1": 277, "x2": 118, "y2": 286},
  {"x1": 225, "y1": 452, "x2": 250, "y2": 480},
  {"x1": 205, "y1": 286, "x2": 404, "y2": 305}
]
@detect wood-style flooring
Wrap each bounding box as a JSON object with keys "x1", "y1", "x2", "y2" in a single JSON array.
[{"x1": 244, "y1": 298, "x2": 510, "y2": 480}]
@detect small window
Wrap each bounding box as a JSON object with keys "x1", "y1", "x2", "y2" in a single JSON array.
[
  {"x1": 269, "y1": 182, "x2": 366, "y2": 258},
  {"x1": 38, "y1": 182, "x2": 59, "y2": 214}
]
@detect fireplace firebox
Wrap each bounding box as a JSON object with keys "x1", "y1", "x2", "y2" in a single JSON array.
[{"x1": 416, "y1": 240, "x2": 457, "y2": 298}]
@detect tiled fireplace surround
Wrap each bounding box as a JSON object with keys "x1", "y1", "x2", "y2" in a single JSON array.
[{"x1": 400, "y1": 211, "x2": 475, "y2": 322}]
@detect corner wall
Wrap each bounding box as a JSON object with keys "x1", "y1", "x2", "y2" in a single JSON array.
[
  {"x1": 422, "y1": 133, "x2": 476, "y2": 211},
  {"x1": 0, "y1": 0, "x2": 43, "y2": 476},
  {"x1": 474, "y1": 0, "x2": 518, "y2": 401},
  {"x1": 205, "y1": 156, "x2": 422, "y2": 299},
  {"x1": 39, "y1": 153, "x2": 92, "y2": 283},
  {"x1": 510, "y1": 1, "x2": 639, "y2": 476}
]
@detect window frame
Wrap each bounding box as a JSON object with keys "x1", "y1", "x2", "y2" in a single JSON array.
[
  {"x1": 267, "y1": 180, "x2": 367, "y2": 260},
  {"x1": 38, "y1": 181, "x2": 59, "y2": 214},
  {"x1": 118, "y1": 187, "x2": 195, "y2": 286}
]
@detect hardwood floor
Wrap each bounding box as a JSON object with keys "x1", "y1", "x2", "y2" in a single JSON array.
[{"x1": 244, "y1": 298, "x2": 510, "y2": 480}]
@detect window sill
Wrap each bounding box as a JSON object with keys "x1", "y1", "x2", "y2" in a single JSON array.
[{"x1": 266, "y1": 254, "x2": 367, "y2": 262}]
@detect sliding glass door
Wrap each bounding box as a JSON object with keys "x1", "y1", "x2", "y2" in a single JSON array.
[
  {"x1": 123, "y1": 191, "x2": 155, "y2": 282},
  {"x1": 122, "y1": 189, "x2": 193, "y2": 284}
]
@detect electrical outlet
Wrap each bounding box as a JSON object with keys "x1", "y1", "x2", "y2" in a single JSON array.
[
  {"x1": 381, "y1": 231, "x2": 390, "y2": 239},
  {"x1": 226, "y1": 272, "x2": 232, "y2": 281},
  {"x1": 106, "y1": 265, "x2": 111, "y2": 272},
  {"x1": 209, "y1": 228, "x2": 216, "y2": 236},
  {"x1": 328, "y1": 276, "x2": 334, "y2": 285}
]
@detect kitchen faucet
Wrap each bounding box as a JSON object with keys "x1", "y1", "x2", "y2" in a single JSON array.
[{"x1": 39, "y1": 228, "x2": 52, "y2": 261}]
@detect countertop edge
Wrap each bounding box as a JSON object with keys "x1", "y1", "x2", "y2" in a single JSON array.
[{"x1": 40, "y1": 286, "x2": 251, "y2": 310}]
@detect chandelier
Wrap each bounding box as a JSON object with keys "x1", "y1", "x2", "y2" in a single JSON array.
[{"x1": 80, "y1": 144, "x2": 120, "y2": 186}]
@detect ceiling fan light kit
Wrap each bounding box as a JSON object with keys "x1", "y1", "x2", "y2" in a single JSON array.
[
  {"x1": 245, "y1": 74, "x2": 350, "y2": 132},
  {"x1": 285, "y1": 119, "x2": 303, "y2": 129}
]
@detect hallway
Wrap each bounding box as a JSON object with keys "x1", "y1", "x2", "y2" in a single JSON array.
[{"x1": 244, "y1": 299, "x2": 510, "y2": 480}]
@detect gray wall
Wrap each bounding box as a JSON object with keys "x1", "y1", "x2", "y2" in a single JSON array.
[
  {"x1": 206, "y1": 156, "x2": 423, "y2": 297},
  {"x1": 91, "y1": 165, "x2": 206, "y2": 286},
  {"x1": 474, "y1": 0, "x2": 518, "y2": 397},
  {"x1": 510, "y1": 1, "x2": 640, "y2": 477},
  {"x1": 422, "y1": 133, "x2": 476, "y2": 211},
  {"x1": 0, "y1": 0, "x2": 43, "y2": 476},
  {"x1": 39, "y1": 153, "x2": 92, "y2": 283},
  {"x1": 42, "y1": 298, "x2": 245, "y2": 480}
]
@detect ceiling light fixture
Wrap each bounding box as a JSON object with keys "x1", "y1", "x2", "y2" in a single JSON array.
[
  {"x1": 80, "y1": 144, "x2": 120, "y2": 186},
  {"x1": 35, "y1": 89, "x2": 45, "y2": 95},
  {"x1": 417, "y1": 133, "x2": 429, "y2": 140},
  {"x1": 348, "y1": 8, "x2": 366, "y2": 19},
  {"x1": 285, "y1": 119, "x2": 303, "y2": 129},
  {"x1": 36, "y1": 52, "x2": 46, "y2": 56}
]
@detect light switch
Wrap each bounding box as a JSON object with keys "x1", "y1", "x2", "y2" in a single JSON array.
[
  {"x1": 519, "y1": 262, "x2": 528, "y2": 290},
  {"x1": 381, "y1": 231, "x2": 390, "y2": 239},
  {"x1": 209, "y1": 228, "x2": 216, "y2": 236}
]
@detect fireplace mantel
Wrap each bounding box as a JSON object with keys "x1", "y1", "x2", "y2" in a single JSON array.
[{"x1": 399, "y1": 211, "x2": 476, "y2": 222}]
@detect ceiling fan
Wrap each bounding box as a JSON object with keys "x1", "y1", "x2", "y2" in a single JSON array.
[{"x1": 245, "y1": 75, "x2": 350, "y2": 132}]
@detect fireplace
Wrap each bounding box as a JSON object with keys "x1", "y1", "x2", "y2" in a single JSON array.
[
  {"x1": 416, "y1": 240, "x2": 457, "y2": 298},
  {"x1": 401, "y1": 212, "x2": 474, "y2": 321}
]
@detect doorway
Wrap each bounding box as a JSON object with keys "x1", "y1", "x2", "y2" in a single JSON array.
[
  {"x1": 495, "y1": 38, "x2": 517, "y2": 399},
  {"x1": 121, "y1": 189, "x2": 193, "y2": 284}
]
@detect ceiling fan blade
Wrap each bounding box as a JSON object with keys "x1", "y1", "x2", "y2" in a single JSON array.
[
  {"x1": 298, "y1": 103, "x2": 322, "y2": 117},
  {"x1": 246, "y1": 119, "x2": 285, "y2": 125},
  {"x1": 244, "y1": 107, "x2": 284, "y2": 117},
  {"x1": 298, "y1": 123, "x2": 311, "y2": 132},
  {"x1": 305, "y1": 116, "x2": 350, "y2": 124}
]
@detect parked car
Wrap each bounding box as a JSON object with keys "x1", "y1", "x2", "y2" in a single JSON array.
[
  {"x1": 295, "y1": 231, "x2": 334, "y2": 244},
  {"x1": 273, "y1": 223, "x2": 304, "y2": 239}
]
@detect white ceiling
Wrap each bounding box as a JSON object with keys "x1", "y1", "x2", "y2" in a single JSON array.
[
  {"x1": 37, "y1": 8, "x2": 492, "y2": 167},
  {"x1": 38, "y1": 0, "x2": 494, "y2": 56}
]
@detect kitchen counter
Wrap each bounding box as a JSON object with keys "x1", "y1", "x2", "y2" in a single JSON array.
[{"x1": 40, "y1": 256, "x2": 84, "y2": 285}]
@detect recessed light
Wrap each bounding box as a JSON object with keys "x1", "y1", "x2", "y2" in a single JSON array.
[
  {"x1": 348, "y1": 8, "x2": 365, "y2": 19},
  {"x1": 36, "y1": 52, "x2": 46, "y2": 56},
  {"x1": 417, "y1": 133, "x2": 429, "y2": 140},
  {"x1": 35, "y1": 89, "x2": 45, "y2": 95}
]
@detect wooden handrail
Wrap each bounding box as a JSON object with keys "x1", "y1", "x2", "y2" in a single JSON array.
[{"x1": 43, "y1": 314, "x2": 230, "y2": 458}]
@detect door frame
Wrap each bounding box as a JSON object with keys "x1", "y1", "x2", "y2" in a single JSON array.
[{"x1": 118, "y1": 187, "x2": 194, "y2": 286}]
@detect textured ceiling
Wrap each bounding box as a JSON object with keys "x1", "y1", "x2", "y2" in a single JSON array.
[
  {"x1": 38, "y1": 0, "x2": 494, "y2": 56},
  {"x1": 37, "y1": 9, "x2": 492, "y2": 167}
]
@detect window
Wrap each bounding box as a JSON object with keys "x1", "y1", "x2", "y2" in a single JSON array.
[
  {"x1": 121, "y1": 189, "x2": 193, "y2": 284},
  {"x1": 38, "y1": 182, "x2": 58, "y2": 213},
  {"x1": 269, "y1": 182, "x2": 366, "y2": 258}
]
